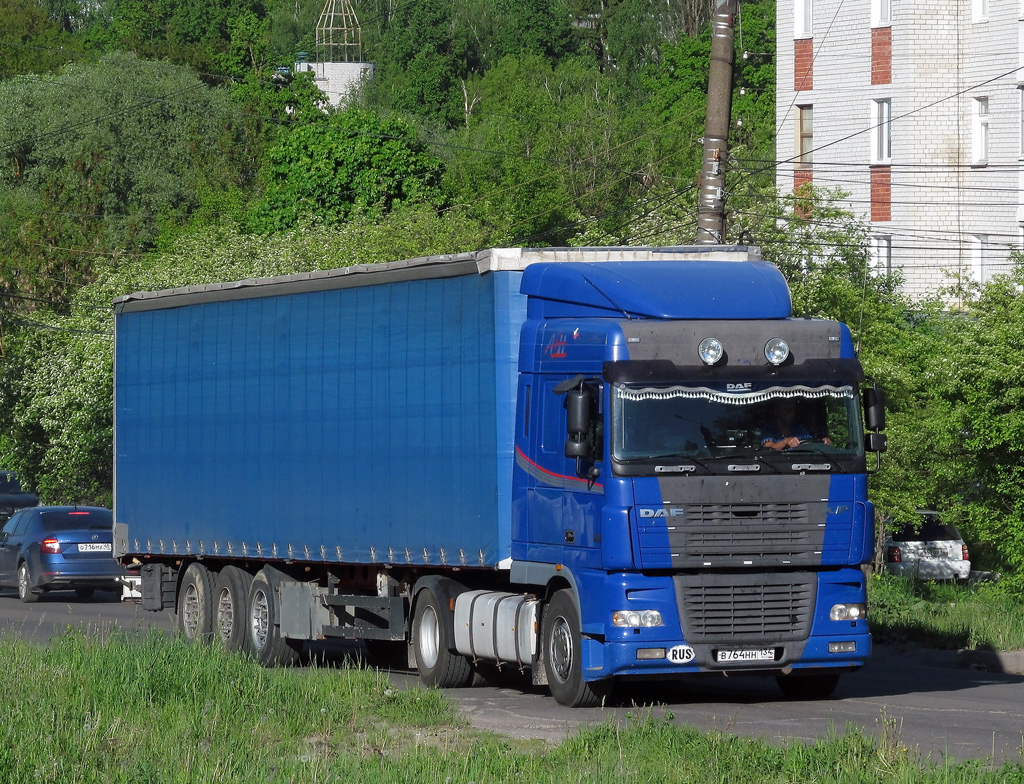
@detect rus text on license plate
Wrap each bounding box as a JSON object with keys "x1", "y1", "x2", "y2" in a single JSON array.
[
  {"x1": 78, "y1": 543, "x2": 112, "y2": 552},
  {"x1": 716, "y1": 648, "x2": 776, "y2": 663}
]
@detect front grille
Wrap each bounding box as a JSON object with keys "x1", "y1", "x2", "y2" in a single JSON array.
[
  {"x1": 640, "y1": 502, "x2": 828, "y2": 567},
  {"x1": 674, "y1": 572, "x2": 816, "y2": 643}
]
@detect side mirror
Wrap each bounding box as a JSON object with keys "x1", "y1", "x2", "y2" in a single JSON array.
[
  {"x1": 863, "y1": 386, "x2": 886, "y2": 432},
  {"x1": 865, "y1": 431, "x2": 888, "y2": 453},
  {"x1": 564, "y1": 389, "x2": 592, "y2": 459}
]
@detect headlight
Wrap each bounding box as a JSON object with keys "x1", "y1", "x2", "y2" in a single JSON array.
[
  {"x1": 764, "y1": 337, "x2": 790, "y2": 365},
  {"x1": 830, "y1": 603, "x2": 866, "y2": 621},
  {"x1": 698, "y1": 337, "x2": 724, "y2": 366},
  {"x1": 612, "y1": 609, "x2": 664, "y2": 627}
]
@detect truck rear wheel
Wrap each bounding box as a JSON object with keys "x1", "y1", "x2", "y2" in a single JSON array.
[
  {"x1": 542, "y1": 589, "x2": 613, "y2": 708},
  {"x1": 412, "y1": 586, "x2": 472, "y2": 688},
  {"x1": 215, "y1": 566, "x2": 254, "y2": 654},
  {"x1": 247, "y1": 568, "x2": 301, "y2": 667},
  {"x1": 177, "y1": 563, "x2": 216, "y2": 642}
]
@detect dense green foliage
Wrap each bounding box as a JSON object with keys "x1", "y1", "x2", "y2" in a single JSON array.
[
  {"x1": 1, "y1": 0, "x2": 1024, "y2": 599},
  {"x1": 0, "y1": 629, "x2": 1019, "y2": 782},
  {"x1": 869, "y1": 572, "x2": 1024, "y2": 651}
]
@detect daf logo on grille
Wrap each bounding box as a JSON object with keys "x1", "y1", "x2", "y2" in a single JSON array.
[{"x1": 639, "y1": 507, "x2": 685, "y2": 518}]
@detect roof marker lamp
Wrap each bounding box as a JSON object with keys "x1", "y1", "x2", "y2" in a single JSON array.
[
  {"x1": 764, "y1": 338, "x2": 790, "y2": 365},
  {"x1": 698, "y1": 337, "x2": 724, "y2": 366}
]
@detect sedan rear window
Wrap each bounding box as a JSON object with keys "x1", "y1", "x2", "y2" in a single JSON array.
[{"x1": 39, "y1": 510, "x2": 112, "y2": 531}]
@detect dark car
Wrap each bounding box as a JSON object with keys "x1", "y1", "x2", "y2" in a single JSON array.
[
  {"x1": 0, "y1": 471, "x2": 38, "y2": 524},
  {"x1": 0, "y1": 506, "x2": 125, "y2": 602}
]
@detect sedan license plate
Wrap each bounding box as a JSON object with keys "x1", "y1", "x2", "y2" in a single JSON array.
[
  {"x1": 77, "y1": 543, "x2": 112, "y2": 553},
  {"x1": 716, "y1": 648, "x2": 776, "y2": 663}
]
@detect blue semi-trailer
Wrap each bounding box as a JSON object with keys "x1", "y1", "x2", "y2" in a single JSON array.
[{"x1": 113, "y1": 246, "x2": 886, "y2": 706}]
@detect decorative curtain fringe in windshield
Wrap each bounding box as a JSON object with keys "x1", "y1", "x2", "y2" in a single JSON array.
[{"x1": 615, "y1": 385, "x2": 856, "y2": 405}]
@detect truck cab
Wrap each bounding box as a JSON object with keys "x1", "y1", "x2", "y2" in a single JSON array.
[{"x1": 509, "y1": 259, "x2": 878, "y2": 705}]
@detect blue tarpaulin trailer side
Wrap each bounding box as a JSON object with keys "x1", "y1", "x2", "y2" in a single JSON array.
[{"x1": 114, "y1": 261, "x2": 526, "y2": 568}]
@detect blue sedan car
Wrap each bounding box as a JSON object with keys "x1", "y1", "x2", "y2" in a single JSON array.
[{"x1": 0, "y1": 506, "x2": 125, "y2": 602}]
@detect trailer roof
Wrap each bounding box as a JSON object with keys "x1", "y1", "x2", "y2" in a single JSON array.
[{"x1": 113, "y1": 246, "x2": 762, "y2": 313}]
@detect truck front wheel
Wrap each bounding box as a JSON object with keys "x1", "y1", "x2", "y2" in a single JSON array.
[
  {"x1": 177, "y1": 563, "x2": 216, "y2": 642},
  {"x1": 247, "y1": 568, "x2": 301, "y2": 667},
  {"x1": 542, "y1": 590, "x2": 613, "y2": 708},
  {"x1": 412, "y1": 586, "x2": 472, "y2": 688}
]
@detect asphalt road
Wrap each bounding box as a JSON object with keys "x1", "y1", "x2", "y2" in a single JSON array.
[{"x1": 1, "y1": 589, "x2": 1022, "y2": 766}]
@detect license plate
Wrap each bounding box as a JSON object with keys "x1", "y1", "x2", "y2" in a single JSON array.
[
  {"x1": 77, "y1": 543, "x2": 111, "y2": 553},
  {"x1": 716, "y1": 648, "x2": 776, "y2": 663}
]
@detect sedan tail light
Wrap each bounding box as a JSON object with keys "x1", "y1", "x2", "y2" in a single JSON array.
[
  {"x1": 885, "y1": 545, "x2": 902, "y2": 563},
  {"x1": 41, "y1": 538, "x2": 61, "y2": 554}
]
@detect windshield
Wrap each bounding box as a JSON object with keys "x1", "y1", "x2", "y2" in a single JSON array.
[{"x1": 611, "y1": 383, "x2": 864, "y2": 465}]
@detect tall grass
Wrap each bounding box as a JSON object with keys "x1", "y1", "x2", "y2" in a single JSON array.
[
  {"x1": 0, "y1": 629, "x2": 1021, "y2": 782},
  {"x1": 868, "y1": 572, "x2": 1024, "y2": 650}
]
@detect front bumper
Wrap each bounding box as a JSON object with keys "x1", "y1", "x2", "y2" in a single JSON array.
[{"x1": 574, "y1": 566, "x2": 871, "y2": 682}]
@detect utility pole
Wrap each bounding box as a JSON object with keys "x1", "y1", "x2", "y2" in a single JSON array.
[{"x1": 696, "y1": 0, "x2": 739, "y2": 245}]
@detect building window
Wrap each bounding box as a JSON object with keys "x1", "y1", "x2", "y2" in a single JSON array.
[
  {"x1": 974, "y1": 0, "x2": 989, "y2": 22},
  {"x1": 796, "y1": 105, "x2": 813, "y2": 167},
  {"x1": 795, "y1": 0, "x2": 813, "y2": 37},
  {"x1": 1020, "y1": 21, "x2": 1024, "y2": 71},
  {"x1": 972, "y1": 97, "x2": 989, "y2": 164},
  {"x1": 871, "y1": 98, "x2": 892, "y2": 163},
  {"x1": 871, "y1": 236, "x2": 893, "y2": 275},
  {"x1": 872, "y1": 0, "x2": 891, "y2": 26},
  {"x1": 1019, "y1": 87, "x2": 1024, "y2": 158},
  {"x1": 971, "y1": 235, "x2": 989, "y2": 282}
]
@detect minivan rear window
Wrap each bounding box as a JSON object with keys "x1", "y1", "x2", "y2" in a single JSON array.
[{"x1": 895, "y1": 522, "x2": 961, "y2": 542}]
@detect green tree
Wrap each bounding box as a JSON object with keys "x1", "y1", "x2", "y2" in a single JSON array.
[
  {"x1": 249, "y1": 107, "x2": 446, "y2": 232},
  {"x1": 0, "y1": 52, "x2": 253, "y2": 308},
  {"x1": 445, "y1": 54, "x2": 634, "y2": 245},
  {"x1": 0, "y1": 0, "x2": 80, "y2": 80},
  {"x1": 868, "y1": 264, "x2": 1024, "y2": 589}
]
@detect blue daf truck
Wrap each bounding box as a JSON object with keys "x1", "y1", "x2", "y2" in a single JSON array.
[{"x1": 113, "y1": 246, "x2": 885, "y2": 707}]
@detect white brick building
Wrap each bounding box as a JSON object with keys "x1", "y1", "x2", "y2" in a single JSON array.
[{"x1": 776, "y1": 0, "x2": 1024, "y2": 298}]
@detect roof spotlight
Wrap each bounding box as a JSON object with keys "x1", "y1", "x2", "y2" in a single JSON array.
[
  {"x1": 764, "y1": 338, "x2": 790, "y2": 365},
  {"x1": 698, "y1": 337, "x2": 724, "y2": 365}
]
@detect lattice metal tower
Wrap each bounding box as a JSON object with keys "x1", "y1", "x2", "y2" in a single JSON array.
[{"x1": 316, "y1": 0, "x2": 362, "y2": 63}]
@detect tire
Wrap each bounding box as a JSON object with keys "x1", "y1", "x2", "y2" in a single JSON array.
[
  {"x1": 411, "y1": 586, "x2": 472, "y2": 688},
  {"x1": 17, "y1": 562, "x2": 39, "y2": 604},
  {"x1": 542, "y1": 589, "x2": 613, "y2": 708},
  {"x1": 247, "y1": 568, "x2": 301, "y2": 667},
  {"x1": 215, "y1": 566, "x2": 254, "y2": 654},
  {"x1": 776, "y1": 672, "x2": 841, "y2": 700},
  {"x1": 177, "y1": 562, "x2": 217, "y2": 643}
]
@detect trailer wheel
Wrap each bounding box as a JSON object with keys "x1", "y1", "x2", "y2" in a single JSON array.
[
  {"x1": 215, "y1": 566, "x2": 254, "y2": 654},
  {"x1": 776, "y1": 672, "x2": 841, "y2": 700},
  {"x1": 247, "y1": 569, "x2": 301, "y2": 667},
  {"x1": 542, "y1": 590, "x2": 613, "y2": 708},
  {"x1": 177, "y1": 563, "x2": 216, "y2": 642},
  {"x1": 412, "y1": 587, "x2": 472, "y2": 688}
]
